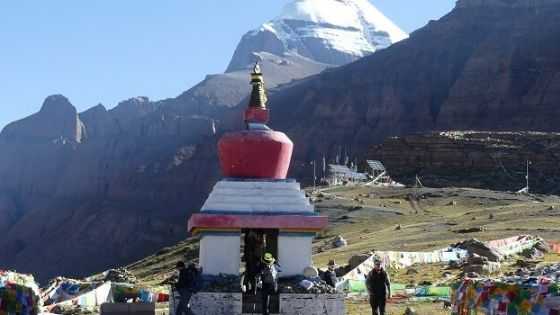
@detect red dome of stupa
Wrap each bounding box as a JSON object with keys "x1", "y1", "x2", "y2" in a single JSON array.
[{"x1": 218, "y1": 64, "x2": 293, "y2": 179}]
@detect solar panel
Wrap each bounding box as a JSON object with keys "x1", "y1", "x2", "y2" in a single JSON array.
[
  {"x1": 328, "y1": 164, "x2": 353, "y2": 174},
  {"x1": 349, "y1": 172, "x2": 368, "y2": 180},
  {"x1": 367, "y1": 160, "x2": 386, "y2": 171},
  {"x1": 328, "y1": 164, "x2": 368, "y2": 181}
]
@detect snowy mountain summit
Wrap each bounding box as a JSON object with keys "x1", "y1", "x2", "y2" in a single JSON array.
[{"x1": 227, "y1": 0, "x2": 408, "y2": 72}]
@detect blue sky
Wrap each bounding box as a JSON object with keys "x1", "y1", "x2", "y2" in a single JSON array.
[{"x1": 0, "y1": 1, "x2": 455, "y2": 130}]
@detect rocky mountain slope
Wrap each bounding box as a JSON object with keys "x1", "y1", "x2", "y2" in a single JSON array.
[
  {"x1": 4, "y1": 0, "x2": 560, "y2": 281},
  {"x1": 369, "y1": 131, "x2": 560, "y2": 194},
  {"x1": 183, "y1": 0, "x2": 409, "y2": 116},
  {"x1": 266, "y1": 0, "x2": 560, "y2": 162},
  {"x1": 0, "y1": 1, "x2": 407, "y2": 281},
  {"x1": 0, "y1": 95, "x2": 219, "y2": 281}
]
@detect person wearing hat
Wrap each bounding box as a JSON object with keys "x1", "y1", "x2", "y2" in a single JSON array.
[
  {"x1": 366, "y1": 258, "x2": 391, "y2": 315},
  {"x1": 323, "y1": 259, "x2": 338, "y2": 288},
  {"x1": 174, "y1": 261, "x2": 200, "y2": 315},
  {"x1": 258, "y1": 253, "x2": 279, "y2": 315}
]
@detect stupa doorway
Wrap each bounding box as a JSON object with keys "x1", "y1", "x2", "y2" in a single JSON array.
[{"x1": 241, "y1": 229, "x2": 279, "y2": 313}]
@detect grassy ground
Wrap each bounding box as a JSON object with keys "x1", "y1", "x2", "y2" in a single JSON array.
[
  {"x1": 126, "y1": 237, "x2": 200, "y2": 289},
  {"x1": 311, "y1": 186, "x2": 560, "y2": 268},
  {"x1": 346, "y1": 299, "x2": 448, "y2": 315},
  {"x1": 122, "y1": 185, "x2": 560, "y2": 314}
]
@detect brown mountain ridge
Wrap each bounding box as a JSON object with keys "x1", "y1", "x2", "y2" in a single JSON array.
[{"x1": 2, "y1": 0, "x2": 560, "y2": 281}]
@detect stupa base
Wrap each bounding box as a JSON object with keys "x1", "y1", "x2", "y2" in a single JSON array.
[{"x1": 170, "y1": 292, "x2": 345, "y2": 315}]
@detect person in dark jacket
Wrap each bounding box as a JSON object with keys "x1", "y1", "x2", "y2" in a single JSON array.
[
  {"x1": 324, "y1": 259, "x2": 338, "y2": 288},
  {"x1": 258, "y1": 253, "x2": 279, "y2": 315},
  {"x1": 244, "y1": 231, "x2": 264, "y2": 295},
  {"x1": 174, "y1": 261, "x2": 199, "y2": 315},
  {"x1": 366, "y1": 259, "x2": 391, "y2": 315}
]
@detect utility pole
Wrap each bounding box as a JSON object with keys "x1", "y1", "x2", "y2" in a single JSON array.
[
  {"x1": 313, "y1": 160, "x2": 317, "y2": 192},
  {"x1": 414, "y1": 174, "x2": 419, "y2": 200},
  {"x1": 322, "y1": 155, "x2": 326, "y2": 181},
  {"x1": 526, "y1": 160, "x2": 530, "y2": 194}
]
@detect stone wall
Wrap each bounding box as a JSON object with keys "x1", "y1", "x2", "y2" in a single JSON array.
[
  {"x1": 100, "y1": 303, "x2": 156, "y2": 315},
  {"x1": 170, "y1": 293, "x2": 345, "y2": 315},
  {"x1": 279, "y1": 294, "x2": 345, "y2": 315},
  {"x1": 191, "y1": 293, "x2": 243, "y2": 315}
]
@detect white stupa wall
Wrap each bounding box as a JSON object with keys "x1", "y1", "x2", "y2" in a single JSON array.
[
  {"x1": 198, "y1": 180, "x2": 318, "y2": 277},
  {"x1": 202, "y1": 180, "x2": 314, "y2": 213},
  {"x1": 199, "y1": 233, "x2": 241, "y2": 276},
  {"x1": 278, "y1": 234, "x2": 313, "y2": 277}
]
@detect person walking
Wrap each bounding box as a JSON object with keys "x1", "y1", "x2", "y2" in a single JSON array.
[
  {"x1": 366, "y1": 259, "x2": 391, "y2": 315},
  {"x1": 259, "y1": 253, "x2": 279, "y2": 315},
  {"x1": 324, "y1": 259, "x2": 338, "y2": 288},
  {"x1": 174, "y1": 261, "x2": 199, "y2": 315}
]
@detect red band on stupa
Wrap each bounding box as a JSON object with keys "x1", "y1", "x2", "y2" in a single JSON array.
[
  {"x1": 188, "y1": 213, "x2": 328, "y2": 234},
  {"x1": 244, "y1": 107, "x2": 269, "y2": 124}
]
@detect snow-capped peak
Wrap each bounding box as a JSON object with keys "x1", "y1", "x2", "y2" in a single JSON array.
[
  {"x1": 278, "y1": 0, "x2": 408, "y2": 43},
  {"x1": 226, "y1": 0, "x2": 408, "y2": 72}
]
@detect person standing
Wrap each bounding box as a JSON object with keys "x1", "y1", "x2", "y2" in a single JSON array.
[
  {"x1": 259, "y1": 253, "x2": 279, "y2": 315},
  {"x1": 366, "y1": 259, "x2": 391, "y2": 315},
  {"x1": 174, "y1": 261, "x2": 199, "y2": 315},
  {"x1": 244, "y1": 231, "x2": 264, "y2": 295},
  {"x1": 324, "y1": 259, "x2": 338, "y2": 288}
]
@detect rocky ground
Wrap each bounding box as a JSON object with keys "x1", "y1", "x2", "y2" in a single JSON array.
[{"x1": 116, "y1": 185, "x2": 560, "y2": 314}]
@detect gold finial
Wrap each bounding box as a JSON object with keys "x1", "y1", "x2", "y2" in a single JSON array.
[
  {"x1": 249, "y1": 62, "x2": 267, "y2": 108},
  {"x1": 253, "y1": 62, "x2": 262, "y2": 75}
]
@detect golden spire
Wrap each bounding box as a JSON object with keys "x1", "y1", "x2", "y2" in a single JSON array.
[{"x1": 249, "y1": 62, "x2": 267, "y2": 109}]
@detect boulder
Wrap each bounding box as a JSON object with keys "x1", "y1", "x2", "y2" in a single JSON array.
[
  {"x1": 455, "y1": 227, "x2": 487, "y2": 234},
  {"x1": 454, "y1": 239, "x2": 502, "y2": 262},
  {"x1": 303, "y1": 266, "x2": 319, "y2": 278},
  {"x1": 348, "y1": 254, "x2": 370, "y2": 270},
  {"x1": 333, "y1": 235, "x2": 348, "y2": 248},
  {"x1": 464, "y1": 261, "x2": 501, "y2": 275}
]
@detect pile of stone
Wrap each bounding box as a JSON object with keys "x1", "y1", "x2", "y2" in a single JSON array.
[
  {"x1": 535, "y1": 239, "x2": 552, "y2": 253},
  {"x1": 333, "y1": 235, "x2": 348, "y2": 248},
  {"x1": 85, "y1": 267, "x2": 137, "y2": 284},
  {"x1": 198, "y1": 275, "x2": 241, "y2": 293},
  {"x1": 49, "y1": 303, "x2": 90, "y2": 315},
  {"x1": 348, "y1": 254, "x2": 370, "y2": 270},
  {"x1": 520, "y1": 247, "x2": 545, "y2": 260},
  {"x1": 279, "y1": 277, "x2": 337, "y2": 294},
  {"x1": 537, "y1": 263, "x2": 560, "y2": 280},
  {"x1": 463, "y1": 254, "x2": 501, "y2": 276},
  {"x1": 507, "y1": 262, "x2": 560, "y2": 279},
  {"x1": 454, "y1": 239, "x2": 501, "y2": 262},
  {"x1": 519, "y1": 239, "x2": 551, "y2": 260},
  {"x1": 103, "y1": 268, "x2": 137, "y2": 284}
]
